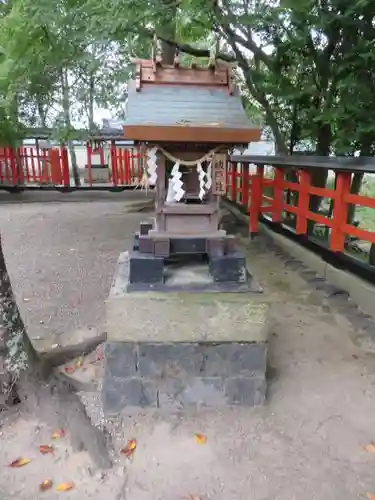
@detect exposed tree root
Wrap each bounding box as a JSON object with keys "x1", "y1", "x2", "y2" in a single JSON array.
[
  {"x1": 18, "y1": 372, "x2": 112, "y2": 470},
  {"x1": 41, "y1": 332, "x2": 106, "y2": 367}
]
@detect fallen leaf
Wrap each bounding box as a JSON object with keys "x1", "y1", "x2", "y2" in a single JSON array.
[
  {"x1": 364, "y1": 444, "x2": 375, "y2": 453},
  {"x1": 8, "y1": 457, "x2": 31, "y2": 468},
  {"x1": 120, "y1": 439, "x2": 137, "y2": 457},
  {"x1": 52, "y1": 428, "x2": 65, "y2": 440},
  {"x1": 194, "y1": 433, "x2": 207, "y2": 445},
  {"x1": 56, "y1": 482, "x2": 74, "y2": 492},
  {"x1": 96, "y1": 347, "x2": 103, "y2": 361},
  {"x1": 75, "y1": 356, "x2": 83, "y2": 368},
  {"x1": 367, "y1": 493, "x2": 375, "y2": 500},
  {"x1": 39, "y1": 444, "x2": 54, "y2": 455},
  {"x1": 39, "y1": 480, "x2": 53, "y2": 492},
  {"x1": 352, "y1": 354, "x2": 359, "y2": 360}
]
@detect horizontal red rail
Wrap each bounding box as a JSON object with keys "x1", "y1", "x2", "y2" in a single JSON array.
[{"x1": 227, "y1": 161, "x2": 375, "y2": 253}]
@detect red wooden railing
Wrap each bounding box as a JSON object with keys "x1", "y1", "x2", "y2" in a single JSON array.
[
  {"x1": 0, "y1": 143, "x2": 144, "y2": 188},
  {"x1": 227, "y1": 155, "x2": 375, "y2": 254},
  {"x1": 3, "y1": 146, "x2": 375, "y2": 256},
  {"x1": 110, "y1": 143, "x2": 144, "y2": 186}
]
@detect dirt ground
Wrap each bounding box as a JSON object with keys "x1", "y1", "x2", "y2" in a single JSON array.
[
  {"x1": 1, "y1": 193, "x2": 375, "y2": 500},
  {"x1": 0, "y1": 190, "x2": 150, "y2": 350}
]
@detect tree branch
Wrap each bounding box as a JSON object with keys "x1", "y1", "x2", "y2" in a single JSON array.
[
  {"x1": 214, "y1": 0, "x2": 273, "y2": 69},
  {"x1": 223, "y1": 30, "x2": 287, "y2": 154},
  {"x1": 155, "y1": 34, "x2": 236, "y2": 62}
]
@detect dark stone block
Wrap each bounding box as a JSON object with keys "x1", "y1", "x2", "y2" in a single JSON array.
[
  {"x1": 154, "y1": 238, "x2": 170, "y2": 258},
  {"x1": 170, "y1": 238, "x2": 206, "y2": 255},
  {"x1": 138, "y1": 343, "x2": 203, "y2": 378},
  {"x1": 140, "y1": 221, "x2": 153, "y2": 235},
  {"x1": 203, "y1": 342, "x2": 267, "y2": 377},
  {"x1": 105, "y1": 342, "x2": 137, "y2": 378},
  {"x1": 156, "y1": 377, "x2": 184, "y2": 409},
  {"x1": 206, "y1": 238, "x2": 225, "y2": 258},
  {"x1": 225, "y1": 237, "x2": 237, "y2": 255},
  {"x1": 224, "y1": 376, "x2": 266, "y2": 406},
  {"x1": 133, "y1": 232, "x2": 140, "y2": 251},
  {"x1": 209, "y1": 251, "x2": 246, "y2": 282},
  {"x1": 128, "y1": 251, "x2": 164, "y2": 284},
  {"x1": 103, "y1": 376, "x2": 156, "y2": 413},
  {"x1": 138, "y1": 235, "x2": 153, "y2": 254},
  {"x1": 158, "y1": 377, "x2": 225, "y2": 408}
]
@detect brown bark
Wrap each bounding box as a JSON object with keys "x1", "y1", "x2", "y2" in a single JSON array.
[
  {"x1": 160, "y1": 0, "x2": 177, "y2": 64},
  {"x1": 60, "y1": 68, "x2": 80, "y2": 187},
  {"x1": 0, "y1": 233, "x2": 111, "y2": 469}
]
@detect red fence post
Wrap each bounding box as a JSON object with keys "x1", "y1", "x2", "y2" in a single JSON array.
[
  {"x1": 60, "y1": 147, "x2": 70, "y2": 186},
  {"x1": 132, "y1": 144, "x2": 143, "y2": 183},
  {"x1": 295, "y1": 170, "x2": 311, "y2": 234},
  {"x1": 242, "y1": 162, "x2": 250, "y2": 211},
  {"x1": 4, "y1": 148, "x2": 10, "y2": 182},
  {"x1": 110, "y1": 142, "x2": 117, "y2": 186},
  {"x1": 272, "y1": 167, "x2": 284, "y2": 223},
  {"x1": 119, "y1": 149, "x2": 125, "y2": 184},
  {"x1": 125, "y1": 149, "x2": 131, "y2": 184},
  {"x1": 249, "y1": 165, "x2": 264, "y2": 234},
  {"x1": 330, "y1": 171, "x2": 352, "y2": 252},
  {"x1": 230, "y1": 161, "x2": 237, "y2": 201},
  {"x1": 49, "y1": 149, "x2": 61, "y2": 184}
]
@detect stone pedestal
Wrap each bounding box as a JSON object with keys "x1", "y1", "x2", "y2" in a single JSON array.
[
  {"x1": 128, "y1": 219, "x2": 250, "y2": 290},
  {"x1": 102, "y1": 253, "x2": 269, "y2": 414}
]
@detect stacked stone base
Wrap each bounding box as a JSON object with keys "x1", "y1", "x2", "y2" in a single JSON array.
[
  {"x1": 103, "y1": 341, "x2": 267, "y2": 412},
  {"x1": 102, "y1": 253, "x2": 269, "y2": 413}
]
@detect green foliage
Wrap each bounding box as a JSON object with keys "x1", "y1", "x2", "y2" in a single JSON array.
[
  {"x1": 209, "y1": 0, "x2": 375, "y2": 156},
  {"x1": 0, "y1": 0, "x2": 375, "y2": 162}
]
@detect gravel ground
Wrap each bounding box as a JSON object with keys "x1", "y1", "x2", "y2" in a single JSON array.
[
  {"x1": 0, "y1": 191, "x2": 152, "y2": 350},
  {"x1": 1, "y1": 194, "x2": 375, "y2": 500}
]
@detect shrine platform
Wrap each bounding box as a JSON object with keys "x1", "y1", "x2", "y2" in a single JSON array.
[{"x1": 102, "y1": 252, "x2": 269, "y2": 413}]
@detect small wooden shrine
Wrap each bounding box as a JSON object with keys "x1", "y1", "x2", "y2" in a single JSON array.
[{"x1": 123, "y1": 51, "x2": 261, "y2": 287}]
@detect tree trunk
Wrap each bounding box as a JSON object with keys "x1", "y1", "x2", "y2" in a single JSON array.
[
  {"x1": 346, "y1": 173, "x2": 363, "y2": 226},
  {"x1": 0, "y1": 234, "x2": 44, "y2": 395},
  {"x1": 37, "y1": 100, "x2": 47, "y2": 129},
  {"x1": 160, "y1": 0, "x2": 177, "y2": 64},
  {"x1": 61, "y1": 68, "x2": 80, "y2": 187},
  {"x1": 0, "y1": 232, "x2": 112, "y2": 468},
  {"x1": 88, "y1": 73, "x2": 95, "y2": 132},
  {"x1": 307, "y1": 124, "x2": 331, "y2": 234},
  {"x1": 346, "y1": 139, "x2": 372, "y2": 226}
]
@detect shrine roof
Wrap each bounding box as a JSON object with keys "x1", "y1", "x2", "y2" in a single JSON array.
[
  {"x1": 126, "y1": 80, "x2": 251, "y2": 128},
  {"x1": 123, "y1": 62, "x2": 261, "y2": 144}
]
